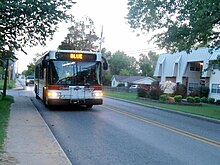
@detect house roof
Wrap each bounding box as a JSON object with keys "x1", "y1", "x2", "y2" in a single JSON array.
[
  {"x1": 154, "y1": 47, "x2": 220, "y2": 79},
  {"x1": 112, "y1": 75, "x2": 155, "y2": 84}
]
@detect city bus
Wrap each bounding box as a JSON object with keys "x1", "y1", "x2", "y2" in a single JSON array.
[{"x1": 34, "y1": 50, "x2": 108, "y2": 108}]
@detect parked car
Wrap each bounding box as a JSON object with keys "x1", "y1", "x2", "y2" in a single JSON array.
[
  {"x1": 129, "y1": 85, "x2": 138, "y2": 89},
  {"x1": 25, "y1": 75, "x2": 34, "y2": 86}
]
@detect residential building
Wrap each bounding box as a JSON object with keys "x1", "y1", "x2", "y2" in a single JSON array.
[
  {"x1": 154, "y1": 47, "x2": 220, "y2": 100},
  {"x1": 111, "y1": 75, "x2": 155, "y2": 87}
]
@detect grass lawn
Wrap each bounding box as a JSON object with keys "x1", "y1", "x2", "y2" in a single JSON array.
[
  {"x1": 104, "y1": 91, "x2": 220, "y2": 120},
  {"x1": 0, "y1": 80, "x2": 16, "y2": 90},
  {"x1": 0, "y1": 95, "x2": 14, "y2": 151}
]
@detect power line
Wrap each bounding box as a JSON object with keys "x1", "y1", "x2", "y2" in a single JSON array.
[{"x1": 124, "y1": 47, "x2": 161, "y2": 55}]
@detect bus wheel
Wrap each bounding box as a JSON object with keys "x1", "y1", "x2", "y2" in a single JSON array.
[
  {"x1": 36, "y1": 94, "x2": 40, "y2": 99},
  {"x1": 86, "y1": 105, "x2": 93, "y2": 109}
]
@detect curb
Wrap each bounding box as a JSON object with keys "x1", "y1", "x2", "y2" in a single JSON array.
[
  {"x1": 30, "y1": 98, "x2": 72, "y2": 165},
  {"x1": 105, "y1": 96, "x2": 220, "y2": 124}
]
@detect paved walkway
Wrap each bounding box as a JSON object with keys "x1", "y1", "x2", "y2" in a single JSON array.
[{"x1": 1, "y1": 82, "x2": 72, "y2": 165}]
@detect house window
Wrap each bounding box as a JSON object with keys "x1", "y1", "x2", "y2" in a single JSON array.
[
  {"x1": 211, "y1": 84, "x2": 220, "y2": 93},
  {"x1": 188, "y1": 83, "x2": 199, "y2": 91},
  {"x1": 190, "y1": 62, "x2": 200, "y2": 71}
]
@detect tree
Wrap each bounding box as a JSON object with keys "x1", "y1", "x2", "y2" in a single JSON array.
[
  {"x1": 109, "y1": 51, "x2": 138, "y2": 75},
  {"x1": 58, "y1": 17, "x2": 99, "y2": 51},
  {"x1": 0, "y1": 0, "x2": 75, "y2": 59},
  {"x1": 139, "y1": 51, "x2": 158, "y2": 77},
  {"x1": 127, "y1": 0, "x2": 220, "y2": 52},
  {"x1": 22, "y1": 63, "x2": 35, "y2": 76}
]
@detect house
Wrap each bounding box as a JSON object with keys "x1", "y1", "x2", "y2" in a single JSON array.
[
  {"x1": 111, "y1": 75, "x2": 156, "y2": 87},
  {"x1": 154, "y1": 47, "x2": 220, "y2": 100}
]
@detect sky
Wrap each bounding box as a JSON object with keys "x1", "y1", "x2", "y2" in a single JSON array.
[{"x1": 15, "y1": 0, "x2": 165, "y2": 73}]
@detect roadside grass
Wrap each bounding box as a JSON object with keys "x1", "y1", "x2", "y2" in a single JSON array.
[
  {"x1": 0, "y1": 80, "x2": 16, "y2": 90},
  {"x1": 104, "y1": 91, "x2": 220, "y2": 120},
  {"x1": 0, "y1": 95, "x2": 14, "y2": 151}
]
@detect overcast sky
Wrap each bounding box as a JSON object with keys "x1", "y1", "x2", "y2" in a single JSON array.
[{"x1": 16, "y1": 0, "x2": 164, "y2": 73}]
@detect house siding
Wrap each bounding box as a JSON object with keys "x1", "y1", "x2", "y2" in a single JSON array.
[{"x1": 154, "y1": 47, "x2": 220, "y2": 100}]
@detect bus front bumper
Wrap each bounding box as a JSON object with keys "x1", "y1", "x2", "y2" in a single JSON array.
[{"x1": 47, "y1": 99, "x2": 103, "y2": 106}]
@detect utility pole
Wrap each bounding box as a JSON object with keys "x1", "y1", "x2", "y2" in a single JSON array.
[
  {"x1": 3, "y1": 59, "x2": 9, "y2": 98},
  {"x1": 99, "y1": 25, "x2": 103, "y2": 52}
]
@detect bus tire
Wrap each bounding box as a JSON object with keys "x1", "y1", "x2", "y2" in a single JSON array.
[
  {"x1": 36, "y1": 94, "x2": 40, "y2": 99},
  {"x1": 86, "y1": 105, "x2": 93, "y2": 109}
]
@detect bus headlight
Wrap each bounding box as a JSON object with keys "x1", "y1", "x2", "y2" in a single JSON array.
[
  {"x1": 92, "y1": 91, "x2": 103, "y2": 97},
  {"x1": 47, "y1": 91, "x2": 61, "y2": 97}
]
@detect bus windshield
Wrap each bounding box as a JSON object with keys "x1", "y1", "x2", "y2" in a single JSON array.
[{"x1": 49, "y1": 61, "x2": 101, "y2": 86}]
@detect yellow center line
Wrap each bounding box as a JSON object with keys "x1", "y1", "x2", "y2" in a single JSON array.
[{"x1": 101, "y1": 105, "x2": 220, "y2": 148}]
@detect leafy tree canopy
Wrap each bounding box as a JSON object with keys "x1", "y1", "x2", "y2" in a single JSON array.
[
  {"x1": 109, "y1": 51, "x2": 138, "y2": 75},
  {"x1": 139, "y1": 51, "x2": 158, "y2": 77},
  {"x1": 58, "y1": 17, "x2": 99, "y2": 51},
  {"x1": 127, "y1": 0, "x2": 220, "y2": 52},
  {"x1": 0, "y1": 0, "x2": 75, "y2": 59}
]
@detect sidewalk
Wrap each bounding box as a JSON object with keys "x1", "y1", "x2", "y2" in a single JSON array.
[{"x1": 1, "y1": 82, "x2": 72, "y2": 165}]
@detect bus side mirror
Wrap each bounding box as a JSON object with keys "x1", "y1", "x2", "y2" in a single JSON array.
[
  {"x1": 103, "y1": 62, "x2": 108, "y2": 70},
  {"x1": 42, "y1": 60, "x2": 47, "y2": 68},
  {"x1": 102, "y1": 56, "x2": 108, "y2": 70}
]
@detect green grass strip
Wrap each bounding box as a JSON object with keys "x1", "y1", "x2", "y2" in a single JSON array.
[
  {"x1": 104, "y1": 91, "x2": 220, "y2": 120},
  {"x1": 0, "y1": 95, "x2": 14, "y2": 151}
]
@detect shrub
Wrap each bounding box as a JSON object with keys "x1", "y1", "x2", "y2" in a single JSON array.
[
  {"x1": 216, "y1": 100, "x2": 220, "y2": 105},
  {"x1": 149, "y1": 88, "x2": 164, "y2": 100},
  {"x1": 194, "y1": 97, "x2": 201, "y2": 103},
  {"x1": 117, "y1": 83, "x2": 125, "y2": 87},
  {"x1": 173, "y1": 84, "x2": 187, "y2": 98},
  {"x1": 187, "y1": 96, "x2": 195, "y2": 103},
  {"x1": 174, "y1": 95, "x2": 182, "y2": 102},
  {"x1": 201, "y1": 97, "x2": 208, "y2": 103},
  {"x1": 189, "y1": 88, "x2": 200, "y2": 97},
  {"x1": 159, "y1": 94, "x2": 168, "y2": 102},
  {"x1": 199, "y1": 86, "x2": 209, "y2": 98},
  {"x1": 137, "y1": 88, "x2": 147, "y2": 97},
  {"x1": 208, "y1": 98, "x2": 215, "y2": 104}
]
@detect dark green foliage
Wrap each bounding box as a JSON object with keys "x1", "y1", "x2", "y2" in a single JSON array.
[
  {"x1": 127, "y1": 0, "x2": 220, "y2": 52},
  {"x1": 208, "y1": 98, "x2": 215, "y2": 104},
  {"x1": 201, "y1": 97, "x2": 208, "y2": 103},
  {"x1": 159, "y1": 94, "x2": 168, "y2": 102},
  {"x1": 216, "y1": 100, "x2": 220, "y2": 105},
  {"x1": 187, "y1": 96, "x2": 195, "y2": 103},
  {"x1": 194, "y1": 97, "x2": 201, "y2": 103},
  {"x1": 137, "y1": 88, "x2": 147, "y2": 97},
  {"x1": 149, "y1": 88, "x2": 163, "y2": 100},
  {"x1": 109, "y1": 51, "x2": 138, "y2": 76},
  {"x1": 199, "y1": 86, "x2": 210, "y2": 98},
  {"x1": 0, "y1": 0, "x2": 75, "y2": 59},
  {"x1": 58, "y1": 16, "x2": 99, "y2": 51},
  {"x1": 117, "y1": 83, "x2": 125, "y2": 87},
  {"x1": 174, "y1": 95, "x2": 182, "y2": 103},
  {"x1": 173, "y1": 84, "x2": 187, "y2": 98},
  {"x1": 189, "y1": 88, "x2": 200, "y2": 97}
]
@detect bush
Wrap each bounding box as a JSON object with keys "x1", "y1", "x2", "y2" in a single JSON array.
[
  {"x1": 149, "y1": 88, "x2": 164, "y2": 100},
  {"x1": 174, "y1": 95, "x2": 182, "y2": 102},
  {"x1": 199, "y1": 86, "x2": 209, "y2": 98},
  {"x1": 216, "y1": 100, "x2": 220, "y2": 105},
  {"x1": 189, "y1": 88, "x2": 200, "y2": 97},
  {"x1": 159, "y1": 94, "x2": 168, "y2": 102},
  {"x1": 117, "y1": 83, "x2": 125, "y2": 87},
  {"x1": 187, "y1": 96, "x2": 195, "y2": 103},
  {"x1": 137, "y1": 88, "x2": 147, "y2": 97},
  {"x1": 201, "y1": 97, "x2": 208, "y2": 103},
  {"x1": 208, "y1": 98, "x2": 215, "y2": 104},
  {"x1": 194, "y1": 97, "x2": 201, "y2": 103},
  {"x1": 173, "y1": 84, "x2": 187, "y2": 98}
]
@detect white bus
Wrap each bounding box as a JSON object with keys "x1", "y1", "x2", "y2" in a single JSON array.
[{"x1": 34, "y1": 50, "x2": 108, "y2": 108}]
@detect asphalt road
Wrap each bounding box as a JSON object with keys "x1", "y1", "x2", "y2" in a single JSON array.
[{"x1": 30, "y1": 95, "x2": 220, "y2": 165}]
